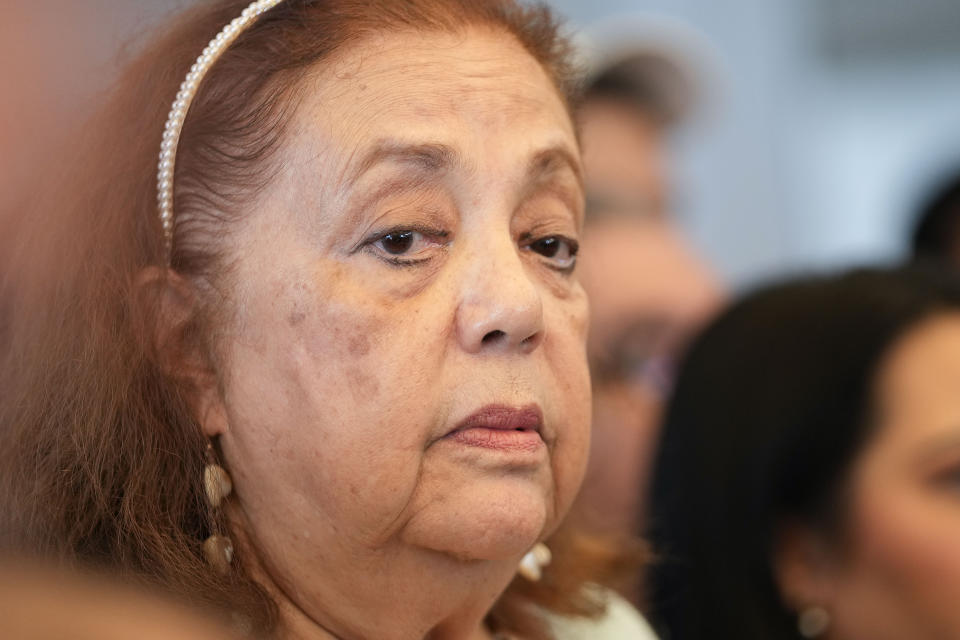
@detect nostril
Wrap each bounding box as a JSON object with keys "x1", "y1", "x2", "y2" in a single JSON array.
[
  {"x1": 482, "y1": 330, "x2": 506, "y2": 344},
  {"x1": 520, "y1": 332, "x2": 543, "y2": 350}
]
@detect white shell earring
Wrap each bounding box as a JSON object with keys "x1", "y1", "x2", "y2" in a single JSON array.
[
  {"x1": 202, "y1": 442, "x2": 234, "y2": 574},
  {"x1": 517, "y1": 542, "x2": 552, "y2": 582},
  {"x1": 204, "y1": 461, "x2": 233, "y2": 508},
  {"x1": 798, "y1": 606, "x2": 830, "y2": 638},
  {"x1": 203, "y1": 534, "x2": 234, "y2": 575}
]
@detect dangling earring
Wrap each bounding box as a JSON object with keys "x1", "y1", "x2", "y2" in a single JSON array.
[
  {"x1": 203, "y1": 441, "x2": 234, "y2": 574},
  {"x1": 798, "y1": 606, "x2": 830, "y2": 638},
  {"x1": 517, "y1": 542, "x2": 552, "y2": 582}
]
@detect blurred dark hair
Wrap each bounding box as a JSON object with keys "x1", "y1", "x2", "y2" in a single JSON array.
[
  {"x1": 645, "y1": 266, "x2": 960, "y2": 640},
  {"x1": 911, "y1": 167, "x2": 960, "y2": 264},
  {"x1": 584, "y1": 53, "x2": 690, "y2": 129}
]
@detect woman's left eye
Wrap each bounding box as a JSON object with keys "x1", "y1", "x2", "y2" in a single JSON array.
[
  {"x1": 525, "y1": 235, "x2": 579, "y2": 272},
  {"x1": 933, "y1": 465, "x2": 960, "y2": 493}
]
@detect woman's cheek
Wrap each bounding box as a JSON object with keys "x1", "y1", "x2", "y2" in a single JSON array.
[
  {"x1": 231, "y1": 268, "x2": 441, "y2": 532},
  {"x1": 543, "y1": 298, "x2": 593, "y2": 524}
]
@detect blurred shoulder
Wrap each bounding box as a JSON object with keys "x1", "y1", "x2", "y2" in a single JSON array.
[{"x1": 545, "y1": 588, "x2": 658, "y2": 639}]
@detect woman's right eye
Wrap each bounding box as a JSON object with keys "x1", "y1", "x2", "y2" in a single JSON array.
[
  {"x1": 378, "y1": 231, "x2": 416, "y2": 255},
  {"x1": 363, "y1": 226, "x2": 449, "y2": 266}
]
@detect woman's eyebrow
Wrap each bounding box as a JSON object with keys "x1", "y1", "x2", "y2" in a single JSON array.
[
  {"x1": 526, "y1": 145, "x2": 583, "y2": 190},
  {"x1": 345, "y1": 140, "x2": 458, "y2": 187},
  {"x1": 522, "y1": 145, "x2": 585, "y2": 224}
]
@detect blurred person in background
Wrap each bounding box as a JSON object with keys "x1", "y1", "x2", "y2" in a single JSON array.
[
  {"x1": 0, "y1": 562, "x2": 240, "y2": 640},
  {"x1": 647, "y1": 266, "x2": 960, "y2": 639},
  {"x1": 570, "y1": 16, "x2": 723, "y2": 541},
  {"x1": 911, "y1": 165, "x2": 960, "y2": 268}
]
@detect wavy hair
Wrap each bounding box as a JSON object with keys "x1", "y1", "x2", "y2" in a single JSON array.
[{"x1": 0, "y1": 1, "x2": 630, "y2": 638}]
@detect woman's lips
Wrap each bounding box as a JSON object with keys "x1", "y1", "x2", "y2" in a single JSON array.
[
  {"x1": 449, "y1": 427, "x2": 544, "y2": 452},
  {"x1": 446, "y1": 404, "x2": 545, "y2": 453}
]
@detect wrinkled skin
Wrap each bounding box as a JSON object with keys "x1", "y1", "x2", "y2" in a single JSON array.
[{"x1": 192, "y1": 28, "x2": 591, "y2": 640}]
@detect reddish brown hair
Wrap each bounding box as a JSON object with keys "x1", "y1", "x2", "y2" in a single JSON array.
[{"x1": 0, "y1": 1, "x2": 623, "y2": 637}]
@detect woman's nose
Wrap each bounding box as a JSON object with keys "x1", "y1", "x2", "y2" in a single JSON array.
[{"x1": 455, "y1": 243, "x2": 544, "y2": 355}]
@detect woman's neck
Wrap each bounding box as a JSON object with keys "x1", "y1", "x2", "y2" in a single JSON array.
[
  {"x1": 275, "y1": 595, "x2": 501, "y2": 640},
  {"x1": 238, "y1": 532, "x2": 520, "y2": 640}
]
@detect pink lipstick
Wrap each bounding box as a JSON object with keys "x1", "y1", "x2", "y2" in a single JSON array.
[{"x1": 447, "y1": 404, "x2": 544, "y2": 452}]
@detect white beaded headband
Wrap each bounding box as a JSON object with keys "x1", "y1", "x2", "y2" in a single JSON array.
[{"x1": 157, "y1": 0, "x2": 285, "y2": 264}]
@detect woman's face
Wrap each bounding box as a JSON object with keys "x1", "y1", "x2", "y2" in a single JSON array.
[
  {"x1": 789, "y1": 313, "x2": 960, "y2": 639},
  {"x1": 200, "y1": 26, "x2": 589, "y2": 608}
]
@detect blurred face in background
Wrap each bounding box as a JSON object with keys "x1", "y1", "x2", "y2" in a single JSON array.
[
  {"x1": 573, "y1": 95, "x2": 721, "y2": 536},
  {"x1": 778, "y1": 313, "x2": 960, "y2": 639}
]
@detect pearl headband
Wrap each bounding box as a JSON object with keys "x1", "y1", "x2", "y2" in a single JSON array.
[{"x1": 157, "y1": 0, "x2": 285, "y2": 264}]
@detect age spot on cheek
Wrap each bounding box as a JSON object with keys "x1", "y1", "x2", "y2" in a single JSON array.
[
  {"x1": 323, "y1": 321, "x2": 380, "y2": 397},
  {"x1": 288, "y1": 310, "x2": 307, "y2": 327},
  {"x1": 349, "y1": 333, "x2": 371, "y2": 357},
  {"x1": 284, "y1": 280, "x2": 314, "y2": 327}
]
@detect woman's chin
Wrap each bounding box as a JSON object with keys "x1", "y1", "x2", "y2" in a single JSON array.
[{"x1": 400, "y1": 481, "x2": 553, "y2": 562}]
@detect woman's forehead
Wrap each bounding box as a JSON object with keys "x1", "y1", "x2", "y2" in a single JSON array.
[
  {"x1": 293, "y1": 28, "x2": 575, "y2": 143},
  {"x1": 321, "y1": 26, "x2": 550, "y2": 85},
  {"x1": 265, "y1": 27, "x2": 580, "y2": 212}
]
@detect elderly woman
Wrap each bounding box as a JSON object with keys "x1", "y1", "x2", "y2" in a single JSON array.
[{"x1": 0, "y1": 1, "x2": 653, "y2": 639}]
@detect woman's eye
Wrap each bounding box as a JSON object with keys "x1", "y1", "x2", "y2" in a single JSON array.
[
  {"x1": 933, "y1": 465, "x2": 960, "y2": 492},
  {"x1": 363, "y1": 227, "x2": 448, "y2": 265},
  {"x1": 526, "y1": 235, "x2": 579, "y2": 271},
  {"x1": 379, "y1": 231, "x2": 415, "y2": 255}
]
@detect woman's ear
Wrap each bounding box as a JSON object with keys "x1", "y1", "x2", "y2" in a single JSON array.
[
  {"x1": 773, "y1": 520, "x2": 837, "y2": 612},
  {"x1": 135, "y1": 266, "x2": 229, "y2": 439}
]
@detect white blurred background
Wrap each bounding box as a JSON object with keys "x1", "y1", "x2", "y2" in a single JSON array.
[{"x1": 5, "y1": 0, "x2": 960, "y2": 287}]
